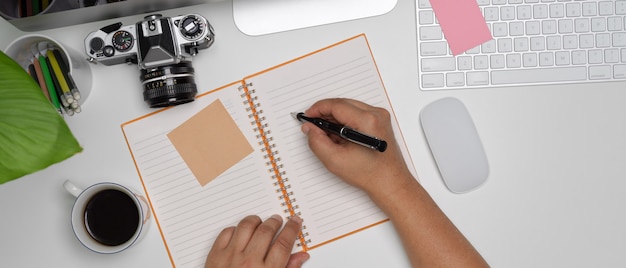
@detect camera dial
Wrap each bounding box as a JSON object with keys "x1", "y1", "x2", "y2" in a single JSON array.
[
  {"x1": 112, "y1": 31, "x2": 133, "y2": 52},
  {"x1": 178, "y1": 15, "x2": 206, "y2": 40}
]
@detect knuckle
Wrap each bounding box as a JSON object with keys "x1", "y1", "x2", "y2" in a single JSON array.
[
  {"x1": 238, "y1": 215, "x2": 262, "y2": 229},
  {"x1": 274, "y1": 235, "x2": 295, "y2": 252},
  {"x1": 256, "y1": 222, "x2": 278, "y2": 236},
  {"x1": 377, "y1": 107, "x2": 391, "y2": 120}
]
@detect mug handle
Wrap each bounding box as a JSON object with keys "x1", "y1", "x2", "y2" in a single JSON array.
[{"x1": 63, "y1": 180, "x2": 83, "y2": 198}]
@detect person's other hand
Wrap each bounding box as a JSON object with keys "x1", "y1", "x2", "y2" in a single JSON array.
[
  {"x1": 302, "y1": 98, "x2": 413, "y2": 196},
  {"x1": 205, "y1": 215, "x2": 310, "y2": 268}
]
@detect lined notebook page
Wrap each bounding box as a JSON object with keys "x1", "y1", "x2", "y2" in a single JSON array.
[
  {"x1": 244, "y1": 35, "x2": 413, "y2": 249},
  {"x1": 122, "y1": 83, "x2": 282, "y2": 268}
]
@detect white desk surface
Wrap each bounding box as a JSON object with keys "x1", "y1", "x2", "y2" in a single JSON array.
[{"x1": 2, "y1": 0, "x2": 626, "y2": 267}]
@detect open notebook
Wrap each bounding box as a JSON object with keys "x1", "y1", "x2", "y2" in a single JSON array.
[{"x1": 122, "y1": 34, "x2": 415, "y2": 268}]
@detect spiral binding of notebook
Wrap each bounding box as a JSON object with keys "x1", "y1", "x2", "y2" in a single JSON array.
[{"x1": 239, "y1": 82, "x2": 311, "y2": 250}]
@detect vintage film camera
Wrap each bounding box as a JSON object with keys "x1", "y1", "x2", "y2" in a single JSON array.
[{"x1": 84, "y1": 13, "x2": 215, "y2": 107}]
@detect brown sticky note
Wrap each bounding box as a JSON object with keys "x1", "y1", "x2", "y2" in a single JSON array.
[{"x1": 167, "y1": 99, "x2": 254, "y2": 186}]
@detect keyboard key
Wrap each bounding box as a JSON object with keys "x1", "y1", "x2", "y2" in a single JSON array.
[
  {"x1": 420, "y1": 41, "x2": 449, "y2": 56},
  {"x1": 498, "y1": 38, "x2": 513, "y2": 52},
  {"x1": 517, "y1": 5, "x2": 532, "y2": 20},
  {"x1": 421, "y1": 57, "x2": 456, "y2": 72},
  {"x1": 574, "y1": 18, "x2": 590, "y2": 32},
  {"x1": 510, "y1": 22, "x2": 525, "y2": 35},
  {"x1": 614, "y1": 64, "x2": 626, "y2": 78},
  {"x1": 539, "y1": 52, "x2": 555, "y2": 66},
  {"x1": 530, "y1": 36, "x2": 546, "y2": 50},
  {"x1": 523, "y1": 53, "x2": 538, "y2": 67},
  {"x1": 591, "y1": 17, "x2": 607, "y2": 32},
  {"x1": 493, "y1": 22, "x2": 508, "y2": 37},
  {"x1": 563, "y1": 35, "x2": 578, "y2": 49},
  {"x1": 558, "y1": 19, "x2": 574, "y2": 33},
  {"x1": 614, "y1": 33, "x2": 626, "y2": 46},
  {"x1": 501, "y1": 6, "x2": 516, "y2": 20},
  {"x1": 617, "y1": 1, "x2": 626, "y2": 15},
  {"x1": 466, "y1": 45, "x2": 481, "y2": 54},
  {"x1": 474, "y1": 55, "x2": 489, "y2": 69},
  {"x1": 420, "y1": 26, "x2": 443, "y2": 40},
  {"x1": 506, "y1": 53, "x2": 522, "y2": 67},
  {"x1": 542, "y1": 20, "x2": 558, "y2": 34},
  {"x1": 598, "y1": 1, "x2": 614, "y2": 16},
  {"x1": 458, "y1": 56, "x2": 473, "y2": 70},
  {"x1": 549, "y1": 3, "x2": 565, "y2": 18},
  {"x1": 589, "y1": 65, "x2": 612, "y2": 79},
  {"x1": 588, "y1": 49, "x2": 603, "y2": 64},
  {"x1": 579, "y1": 34, "x2": 594, "y2": 48},
  {"x1": 596, "y1": 33, "x2": 610, "y2": 48},
  {"x1": 467, "y1": 71, "x2": 489, "y2": 86},
  {"x1": 534, "y1": 4, "x2": 549, "y2": 19},
  {"x1": 605, "y1": 49, "x2": 620, "y2": 63},
  {"x1": 514, "y1": 37, "x2": 530, "y2": 51},
  {"x1": 491, "y1": 54, "x2": 506, "y2": 68},
  {"x1": 421, "y1": 74, "x2": 444, "y2": 88},
  {"x1": 546, "y1": 36, "x2": 561, "y2": 49},
  {"x1": 418, "y1": 10, "x2": 435, "y2": 24},
  {"x1": 484, "y1": 7, "x2": 500, "y2": 21},
  {"x1": 491, "y1": 66, "x2": 587, "y2": 84},
  {"x1": 555, "y1": 51, "x2": 570, "y2": 65},
  {"x1": 446, "y1": 72, "x2": 465, "y2": 87},
  {"x1": 622, "y1": 48, "x2": 626, "y2": 62},
  {"x1": 572, "y1": 50, "x2": 587, "y2": 64},
  {"x1": 526, "y1": 21, "x2": 541, "y2": 34},
  {"x1": 566, "y1": 2, "x2": 581, "y2": 17},
  {"x1": 582, "y1": 2, "x2": 597, "y2": 16},
  {"x1": 607, "y1": 16, "x2": 623, "y2": 31},
  {"x1": 481, "y1": 39, "x2": 497, "y2": 53}
]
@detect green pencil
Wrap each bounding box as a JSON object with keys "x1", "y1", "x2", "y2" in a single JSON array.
[{"x1": 38, "y1": 55, "x2": 61, "y2": 114}]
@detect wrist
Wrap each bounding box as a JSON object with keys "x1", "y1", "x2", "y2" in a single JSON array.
[{"x1": 365, "y1": 171, "x2": 422, "y2": 210}]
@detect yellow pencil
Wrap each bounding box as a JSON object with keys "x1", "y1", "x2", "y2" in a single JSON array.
[{"x1": 46, "y1": 49, "x2": 74, "y2": 104}]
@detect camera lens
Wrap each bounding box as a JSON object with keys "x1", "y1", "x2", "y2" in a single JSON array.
[{"x1": 140, "y1": 61, "x2": 198, "y2": 108}]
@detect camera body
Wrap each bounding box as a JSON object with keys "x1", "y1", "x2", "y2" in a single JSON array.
[{"x1": 84, "y1": 14, "x2": 215, "y2": 107}]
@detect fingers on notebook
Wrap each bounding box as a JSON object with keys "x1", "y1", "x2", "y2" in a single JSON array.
[
  {"x1": 267, "y1": 216, "x2": 305, "y2": 267},
  {"x1": 206, "y1": 215, "x2": 307, "y2": 268},
  {"x1": 246, "y1": 215, "x2": 283, "y2": 255},
  {"x1": 230, "y1": 215, "x2": 264, "y2": 251}
]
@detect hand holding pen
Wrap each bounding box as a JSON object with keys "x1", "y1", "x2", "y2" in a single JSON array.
[
  {"x1": 295, "y1": 98, "x2": 412, "y2": 194},
  {"x1": 292, "y1": 112, "x2": 387, "y2": 152}
]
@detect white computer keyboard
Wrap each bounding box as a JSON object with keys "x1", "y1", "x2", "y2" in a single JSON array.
[{"x1": 416, "y1": 0, "x2": 626, "y2": 90}]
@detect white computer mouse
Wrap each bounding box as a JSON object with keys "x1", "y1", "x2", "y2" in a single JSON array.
[{"x1": 420, "y1": 97, "x2": 489, "y2": 193}]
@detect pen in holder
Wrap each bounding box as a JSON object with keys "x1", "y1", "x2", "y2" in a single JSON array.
[{"x1": 4, "y1": 34, "x2": 92, "y2": 116}]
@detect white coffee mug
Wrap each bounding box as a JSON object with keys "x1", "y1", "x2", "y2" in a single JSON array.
[{"x1": 64, "y1": 180, "x2": 151, "y2": 254}]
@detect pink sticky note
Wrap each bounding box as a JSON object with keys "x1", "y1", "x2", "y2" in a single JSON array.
[{"x1": 429, "y1": 0, "x2": 492, "y2": 56}]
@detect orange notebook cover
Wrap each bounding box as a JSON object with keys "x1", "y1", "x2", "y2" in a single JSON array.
[{"x1": 121, "y1": 34, "x2": 415, "y2": 267}]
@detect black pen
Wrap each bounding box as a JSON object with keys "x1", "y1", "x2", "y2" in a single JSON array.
[{"x1": 291, "y1": 112, "x2": 387, "y2": 152}]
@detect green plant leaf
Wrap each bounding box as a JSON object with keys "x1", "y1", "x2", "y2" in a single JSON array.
[{"x1": 0, "y1": 50, "x2": 82, "y2": 184}]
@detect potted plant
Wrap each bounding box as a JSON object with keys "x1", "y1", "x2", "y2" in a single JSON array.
[{"x1": 0, "y1": 50, "x2": 82, "y2": 184}]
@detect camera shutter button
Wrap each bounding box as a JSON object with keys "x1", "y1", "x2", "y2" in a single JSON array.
[
  {"x1": 90, "y1": 37, "x2": 104, "y2": 52},
  {"x1": 103, "y1": 45, "x2": 115, "y2": 57}
]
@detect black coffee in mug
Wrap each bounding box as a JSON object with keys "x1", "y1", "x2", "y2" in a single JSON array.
[{"x1": 84, "y1": 189, "x2": 140, "y2": 246}]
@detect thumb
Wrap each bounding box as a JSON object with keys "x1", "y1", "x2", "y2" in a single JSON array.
[{"x1": 286, "y1": 252, "x2": 310, "y2": 268}]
